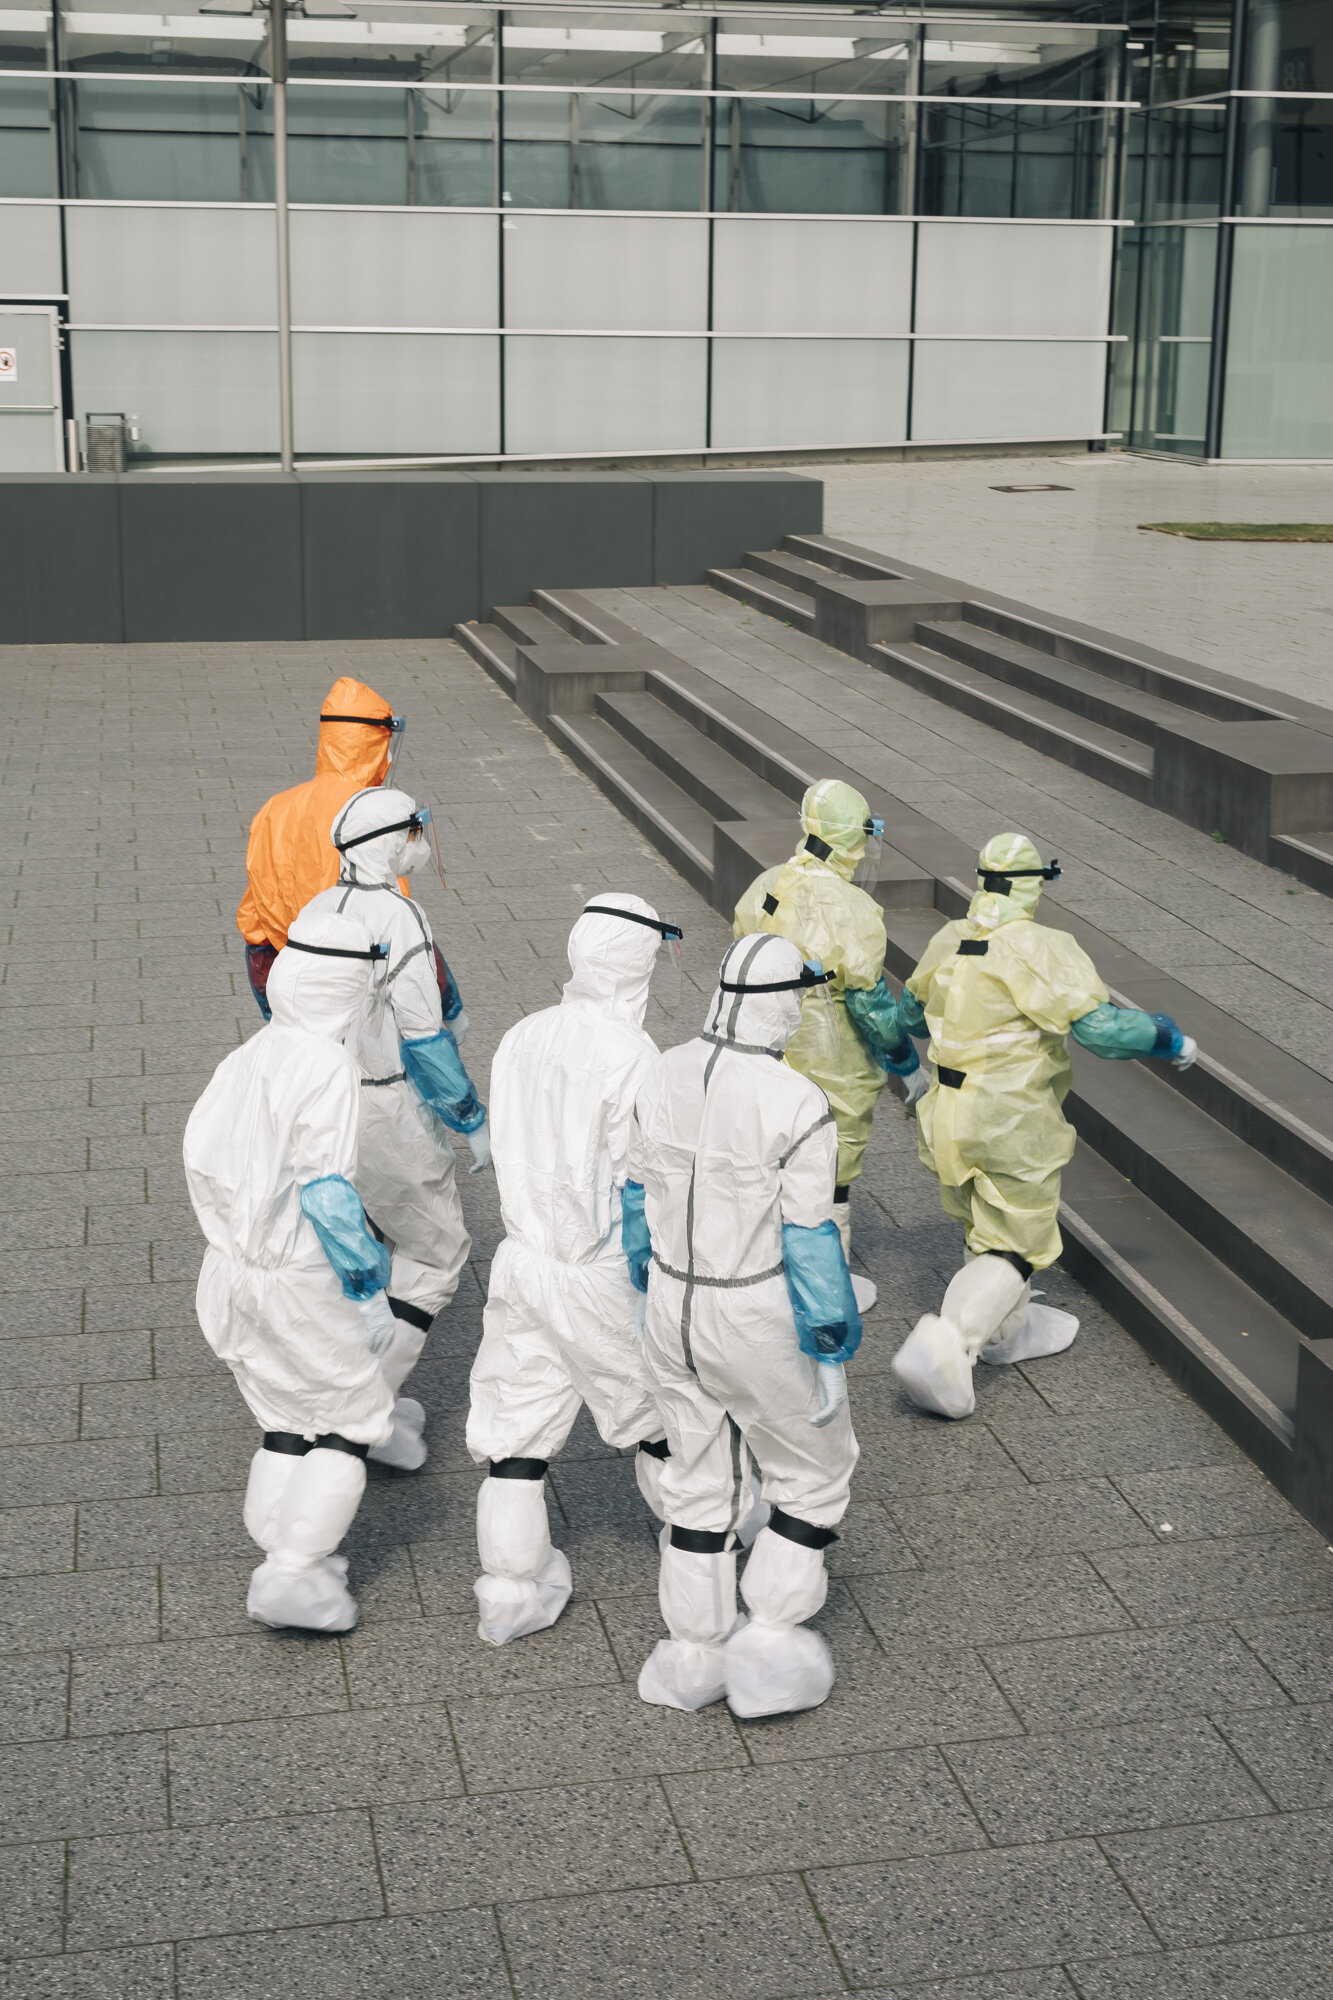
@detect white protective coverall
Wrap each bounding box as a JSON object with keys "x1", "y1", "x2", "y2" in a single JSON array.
[
  {"x1": 465, "y1": 896, "x2": 672, "y2": 1646},
  {"x1": 631, "y1": 933, "x2": 860, "y2": 1719},
  {"x1": 184, "y1": 907, "x2": 406, "y2": 1634},
  {"x1": 305, "y1": 788, "x2": 488, "y2": 1378}
]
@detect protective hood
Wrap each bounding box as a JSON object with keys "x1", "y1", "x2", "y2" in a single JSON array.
[
  {"x1": 331, "y1": 786, "x2": 419, "y2": 886},
  {"x1": 797, "y1": 778, "x2": 872, "y2": 883},
  {"x1": 563, "y1": 893, "x2": 661, "y2": 1025},
  {"x1": 704, "y1": 933, "x2": 806, "y2": 1055},
  {"x1": 968, "y1": 833, "x2": 1048, "y2": 933},
  {"x1": 314, "y1": 677, "x2": 396, "y2": 786},
  {"x1": 266, "y1": 906, "x2": 380, "y2": 1043}
]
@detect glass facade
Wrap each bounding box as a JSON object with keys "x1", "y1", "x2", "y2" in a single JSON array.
[{"x1": 0, "y1": 0, "x2": 1325, "y2": 464}]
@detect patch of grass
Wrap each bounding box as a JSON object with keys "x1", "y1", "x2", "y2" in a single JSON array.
[{"x1": 1138, "y1": 522, "x2": 1333, "y2": 543}]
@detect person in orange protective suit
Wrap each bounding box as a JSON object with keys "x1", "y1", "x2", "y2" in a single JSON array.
[{"x1": 236, "y1": 677, "x2": 463, "y2": 1032}]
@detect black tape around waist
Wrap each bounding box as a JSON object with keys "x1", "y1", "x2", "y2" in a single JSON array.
[{"x1": 937, "y1": 1065, "x2": 967, "y2": 1089}]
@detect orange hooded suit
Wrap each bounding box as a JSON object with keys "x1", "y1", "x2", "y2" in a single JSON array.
[{"x1": 237, "y1": 676, "x2": 398, "y2": 951}]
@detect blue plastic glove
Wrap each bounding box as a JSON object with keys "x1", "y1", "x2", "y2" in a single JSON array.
[
  {"x1": 845, "y1": 976, "x2": 920, "y2": 1076},
  {"x1": 1071, "y1": 1004, "x2": 1191, "y2": 1062},
  {"x1": 782, "y1": 1218, "x2": 862, "y2": 1366},
  {"x1": 622, "y1": 1180, "x2": 652, "y2": 1295},
  {"x1": 401, "y1": 1028, "x2": 486, "y2": 1134},
  {"x1": 300, "y1": 1175, "x2": 392, "y2": 1301}
]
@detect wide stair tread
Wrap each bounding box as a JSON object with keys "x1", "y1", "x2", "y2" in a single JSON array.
[
  {"x1": 1271, "y1": 829, "x2": 1333, "y2": 897},
  {"x1": 548, "y1": 712, "x2": 715, "y2": 897},
  {"x1": 706, "y1": 566, "x2": 817, "y2": 632},
  {"x1": 596, "y1": 689, "x2": 793, "y2": 825},
  {"x1": 922, "y1": 619, "x2": 1197, "y2": 744},
  {"x1": 743, "y1": 547, "x2": 839, "y2": 591},
  {"x1": 872, "y1": 637, "x2": 1153, "y2": 792},
  {"x1": 492, "y1": 603, "x2": 572, "y2": 648},
  {"x1": 454, "y1": 620, "x2": 518, "y2": 691}
]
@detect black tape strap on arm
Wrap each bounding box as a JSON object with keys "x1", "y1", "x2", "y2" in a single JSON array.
[
  {"x1": 804, "y1": 833, "x2": 833, "y2": 861},
  {"x1": 489, "y1": 1456, "x2": 549, "y2": 1480},
  {"x1": 937, "y1": 1066, "x2": 966, "y2": 1089},
  {"x1": 638, "y1": 1437, "x2": 671, "y2": 1461},
  {"x1": 769, "y1": 1506, "x2": 839, "y2": 1551},
  {"x1": 957, "y1": 939, "x2": 989, "y2": 957},
  {"x1": 762, "y1": 892, "x2": 779, "y2": 916},
  {"x1": 669, "y1": 1524, "x2": 731, "y2": 1554},
  {"x1": 387, "y1": 1295, "x2": 433, "y2": 1332}
]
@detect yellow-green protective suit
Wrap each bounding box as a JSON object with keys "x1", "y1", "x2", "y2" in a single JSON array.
[
  {"x1": 734, "y1": 780, "x2": 888, "y2": 1187},
  {"x1": 906, "y1": 835, "x2": 1106, "y2": 1272}
]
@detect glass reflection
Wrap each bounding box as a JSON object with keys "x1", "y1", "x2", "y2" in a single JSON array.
[
  {"x1": 68, "y1": 76, "x2": 272, "y2": 200},
  {"x1": 1143, "y1": 101, "x2": 1226, "y2": 220},
  {"x1": 59, "y1": 0, "x2": 266, "y2": 76},
  {"x1": 0, "y1": 78, "x2": 54, "y2": 195},
  {"x1": 714, "y1": 21, "x2": 911, "y2": 97},
  {"x1": 286, "y1": 81, "x2": 491, "y2": 205},
  {"x1": 504, "y1": 89, "x2": 703, "y2": 210},
  {"x1": 1238, "y1": 97, "x2": 1333, "y2": 217},
  {"x1": 712, "y1": 96, "x2": 909, "y2": 213},
  {"x1": 502, "y1": 13, "x2": 705, "y2": 90},
  {"x1": 1129, "y1": 223, "x2": 1216, "y2": 454},
  {"x1": 920, "y1": 23, "x2": 1112, "y2": 101},
  {"x1": 286, "y1": 6, "x2": 493, "y2": 84},
  {"x1": 921, "y1": 100, "x2": 1106, "y2": 218}
]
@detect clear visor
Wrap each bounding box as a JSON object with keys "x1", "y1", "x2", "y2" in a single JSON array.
[
  {"x1": 852, "y1": 816, "x2": 885, "y2": 891},
  {"x1": 797, "y1": 967, "x2": 841, "y2": 1064},
  {"x1": 652, "y1": 933, "x2": 683, "y2": 1014},
  {"x1": 404, "y1": 805, "x2": 447, "y2": 893},
  {"x1": 384, "y1": 717, "x2": 406, "y2": 770}
]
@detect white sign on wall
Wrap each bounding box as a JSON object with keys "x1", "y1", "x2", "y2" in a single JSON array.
[{"x1": 0, "y1": 350, "x2": 16, "y2": 382}]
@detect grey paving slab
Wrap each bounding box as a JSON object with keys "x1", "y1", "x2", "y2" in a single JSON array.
[
  {"x1": 69, "y1": 1633, "x2": 348, "y2": 1736},
  {"x1": 1213, "y1": 1703, "x2": 1333, "y2": 1810},
  {"x1": 498, "y1": 1875, "x2": 840, "y2": 2000},
  {"x1": 0, "y1": 1509, "x2": 74, "y2": 1580},
  {"x1": 160, "y1": 1545, "x2": 421, "y2": 1640},
  {"x1": 447, "y1": 1683, "x2": 747, "y2": 1792},
  {"x1": 175, "y1": 1909, "x2": 524, "y2": 2000},
  {"x1": 0, "y1": 1843, "x2": 66, "y2": 1957},
  {"x1": 344, "y1": 1601, "x2": 620, "y2": 1707},
  {"x1": 1109, "y1": 1466, "x2": 1299, "y2": 1542},
  {"x1": 0, "y1": 1334, "x2": 152, "y2": 1390},
  {"x1": 809, "y1": 1838, "x2": 1153, "y2": 1986},
  {"x1": 735, "y1": 1641, "x2": 1022, "y2": 1763},
  {"x1": 0, "y1": 1652, "x2": 68, "y2": 1745},
  {"x1": 663, "y1": 1746, "x2": 985, "y2": 1877},
  {"x1": 0, "y1": 1945, "x2": 175, "y2": 2000},
  {"x1": 1233, "y1": 1612, "x2": 1333, "y2": 1701},
  {"x1": 0, "y1": 1440, "x2": 156, "y2": 1508},
  {"x1": 65, "y1": 1811, "x2": 384, "y2": 1950},
  {"x1": 984, "y1": 1409, "x2": 1242, "y2": 1484},
  {"x1": 0, "y1": 1734, "x2": 167, "y2": 1845},
  {"x1": 889, "y1": 1480, "x2": 1152, "y2": 1568},
  {"x1": 0, "y1": 1390, "x2": 78, "y2": 1448},
  {"x1": 0, "y1": 1570, "x2": 159, "y2": 1656},
  {"x1": 1102, "y1": 1807, "x2": 1333, "y2": 1949},
  {"x1": 943, "y1": 1716, "x2": 1271, "y2": 1843},
  {"x1": 376, "y1": 1776, "x2": 691, "y2": 1913},
  {"x1": 1068, "y1": 1932, "x2": 1333, "y2": 2000},
  {"x1": 851, "y1": 1555, "x2": 1131, "y2": 1651},
  {"x1": 875, "y1": 1976, "x2": 1079, "y2": 2000},
  {"x1": 1090, "y1": 1532, "x2": 1333, "y2": 1627},
  {"x1": 982, "y1": 1623, "x2": 1288, "y2": 1732},
  {"x1": 168, "y1": 1705, "x2": 461, "y2": 1825},
  {"x1": 73, "y1": 1491, "x2": 252, "y2": 1568}
]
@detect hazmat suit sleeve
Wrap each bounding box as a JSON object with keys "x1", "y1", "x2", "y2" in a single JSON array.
[
  {"x1": 401, "y1": 1028, "x2": 486, "y2": 1135},
  {"x1": 300, "y1": 1175, "x2": 392, "y2": 1300},
  {"x1": 777, "y1": 1097, "x2": 840, "y2": 1230},
  {"x1": 782, "y1": 1219, "x2": 862, "y2": 1364},
  {"x1": 844, "y1": 976, "x2": 921, "y2": 1076},
  {"x1": 1071, "y1": 1004, "x2": 1191, "y2": 1061},
  {"x1": 1001, "y1": 930, "x2": 1108, "y2": 1037},
  {"x1": 897, "y1": 986, "x2": 928, "y2": 1037}
]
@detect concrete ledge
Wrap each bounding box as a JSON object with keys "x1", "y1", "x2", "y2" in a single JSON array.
[
  {"x1": 1293, "y1": 1339, "x2": 1333, "y2": 1538},
  {"x1": 811, "y1": 578, "x2": 965, "y2": 659},
  {"x1": 1152, "y1": 718, "x2": 1333, "y2": 860}
]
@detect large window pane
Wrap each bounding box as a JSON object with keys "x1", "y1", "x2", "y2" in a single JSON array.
[
  {"x1": 502, "y1": 14, "x2": 705, "y2": 90},
  {"x1": 0, "y1": 76, "x2": 53, "y2": 196},
  {"x1": 71, "y1": 329, "x2": 279, "y2": 455},
  {"x1": 287, "y1": 6, "x2": 493, "y2": 84},
  {"x1": 66, "y1": 204, "x2": 277, "y2": 326},
  {"x1": 1223, "y1": 223, "x2": 1333, "y2": 457},
  {"x1": 1238, "y1": 98, "x2": 1333, "y2": 218},
  {"x1": 1143, "y1": 102, "x2": 1226, "y2": 221},
  {"x1": 920, "y1": 100, "x2": 1107, "y2": 218},
  {"x1": 69, "y1": 78, "x2": 271, "y2": 201},
  {"x1": 285, "y1": 82, "x2": 492, "y2": 206},
  {"x1": 0, "y1": 203, "x2": 61, "y2": 293},
  {"x1": 1128, "y1": 223, "x2": 1216, "y2": 454},
  {"x1": 710, "y1": 337, "x2": 908, "y2": 448},
  {"x1": 713, "y1": 97, "x2": 909, "y2": 214},
  {"x1": 504, "y1": 211, "x2": 707, "y2": 331},
  {"x1": 921, "y1": 23, "x2": 1114, "y2": 102},
  {"x1": 715, "y1": 20, "x2": 911, "y2": 96},
  {"x1": 911, "y1": 338, "x2": 1107, "y2": 442},
  {"x1": 290, "y1": 208, "x2": 496, "y2": 327},
  {"x1": 915, "y1": 221, "x2": 1112, "y2": 336},
  {"x1": 293, "y1": 331, "x2": 499, "y2": 453},
  {"x1": 60, "y1": 0, "x2": 266, "y2": 77},
  {"x1": 503, "y1": 90, "x2": 702, "y2": 210},
  {"x1": 712, "y1": 216, "x2": 912, "y2": 334},
  {"x1": 503, "y1": 334, "x2": 705, "y2": 454},
  {"x1": 1148, "y1": 2, "x2": 1232, "y2": 106}
]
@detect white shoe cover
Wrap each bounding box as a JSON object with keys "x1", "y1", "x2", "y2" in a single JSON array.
[
  {"x1": 850, "y1": 1272, "x2": 878, "y2": 1315},
  {"x1": 724, "y1": 1619, "x2": 834, "y2": 1719},
  {"x1": 369, "y1": 1404, "x2": 428, "y2": 1472},
  {"x1": 475, "y1": 1548, "x2": 572, "y2": 1646},
  {"x1": 638, "y1": 1635, "x2": 732, "y2": 1710},
  {"x1": 393, "y1": 1397, "x2": 426, "y2": 1433},
  {"x1": 980, "y1": 1301, "x2": 1080, "y2": 1366},
  {"x1": 891, "y1": 1313, "x2": 976, "y2": 1420},
  {"x1": 247, "y1": 1554, "x2": 359, "y2": 1633}
]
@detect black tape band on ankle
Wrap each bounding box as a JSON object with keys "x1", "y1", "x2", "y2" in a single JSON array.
[
  {"x1": 638, "y1": 1437, "x2": 671, "y2": 1460},
  {"x1": 489, "y1": 1457, "x2": 548, "y2": 1480},
  {"x1": 769, "y1": 1507, "x2": 838, "y2": 1551},
  {"x1": 669, "y1": 1525, "x2": 730, "y2": 1554},
  {"x1": 387, "y1": 1295, "x2": 433, "y2": 1331},
  {"x1": 833, "y1": 1183, "x2": 850, "y2": 1204},
  {"x1": 263, "y1": 1431, "x2": 311, "y2": 1456},
  {"x1": 314, "y1": 1433, "x2": 371, "y2": 1460},
  {"x1": 992, "y1": 1250, "x2": 1035, "y2": 1282}
]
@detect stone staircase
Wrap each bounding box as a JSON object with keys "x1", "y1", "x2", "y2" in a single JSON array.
[{"x1": 455, "y1": 579, "x2": 1333, "y2": 1538}]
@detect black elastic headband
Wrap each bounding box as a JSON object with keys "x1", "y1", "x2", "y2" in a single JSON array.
[
  {"x1": 979, "y1": 858, "x2": 1061, "y2": 894},
  {"x1": 718, "y1": 966, "x2": 833, "y2": 994},
  {"x1": 335, "y1": 814, "x2": 421, "y2": 853},
  {"x1": 285, "y1": 939, "x2": 387, "y2": 961},
  {"x1": 583, "y1": 904, "x2": 683, "y2": 942},
  {"x1": 320, "y1": 713, "x2": 397, "y2": 729}
]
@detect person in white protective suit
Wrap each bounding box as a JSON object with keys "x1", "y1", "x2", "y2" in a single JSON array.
[
  {"x1": 465, "y1": 895, "x2": 686, "y2": 1646},
  {"x1": 304, "y1": 787, "x2": 490, "y2": 1453},
  {"x1": 628, "y1": 932, "x2": 863, "y2": 1720},
  {"x1": 183, "y1": 906, "x2": 414, "y2": 1635}
]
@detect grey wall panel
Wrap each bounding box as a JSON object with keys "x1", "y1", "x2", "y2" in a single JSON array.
[
  {"x1": 65, "y1": 205, "x2": 277, "y2": 326},
  {"x1": 300, "y1": 475, "x2": 480, "y2": 639},
  {"x1": 119, "y1": 480, "x2": 303, "y2": 641},
  {"x1": 502, "y1": 212, "x2": 709, "y2": 332},
  {"x1": 651, "y1": 471, "x2": 822, "y2": 584},
  {"x1": 289, "y1": 208, "x2": 498, "y2": 328},
  {"x1": 475, "y1": 473, "x2": 654, "y2": 614},
  {"x1": 711, "y1": 218, "x2": 912, "y2": 336},
  {"x1": 0, "y1": 477, "x2": 122, "y2": 643},
  {"x1": 0, "y1": 205, "x2": 63, "y2": 296}
]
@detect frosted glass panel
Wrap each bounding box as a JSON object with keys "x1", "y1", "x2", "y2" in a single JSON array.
[
  {"x1": 1223, "y1": 225, "x2": 1333, "y2": 459},
  {"x1": 915, "y1": 223, "x2": 1113, "y2": 338},
  {"x1": 712, "y1": 219, "x2": 911, "y2": 336},
  {"x1": 290, "y1": 210, "x2": 497, "y2": 328},
  {"x1": 66, "y1": 206, "x2": 277, "y2": 326},
  {"x1": 912, "y1": 341, "x2": 1106, "y2": 442},
  {"x1": 711, "y1": 339, "x2": 908, "y2": 450},
  {"x1": 0, "y1": 203, "x2": 62, "y2": 295},
  {"x1": 503, "y1": 213, "x2": 708, "y2": 331},
  {"x1": 71, "y1": 330, "x2": 278, "y2": 453},
  {"x1": 293, "y1": 333, "x2": 499, "y2": 454},
  {"x1": 505, "y1": 336, "x2": 706, "y2": 454},
  {"x1": 0, "y1": 413, "x2": 59, "y2": 473}
]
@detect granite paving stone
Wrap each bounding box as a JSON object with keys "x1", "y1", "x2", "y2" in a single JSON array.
[
  {"x1": 0, "y1": 1570, "x2": 160, "y2": 1655},
  {"x1": 875, "y1": 1976, "x2": 1080, "y2": 2000},
  {"x1": 341, "y1": 1601, "x2": 619, "y2": 1707},
  {"x1": 1090, "y1": 1532, "x2": 1333, "y2": 1626},
  {"x1": 447, "y1": 1683, "x2": 747, "y2": 1791},
  {"x1": 0, "y1": 1652, "x2": 69, "y2": 1745},
  {"x1": 734, "y1": 1641, "x2": 1022, "y2": 1762},
  {"x1": 851, "y1": 1555, "x2": 1131, "y2": 1651},
  {"x1": 0, "y1": 1440, "x2": 156, "y2": 1508},
  {"x1": 0, "y1": 1843, "x2": 67, "y2": 1957},
  {"x1": 1212, "y1": 1703, "x2": 1333, "y2": 1810},
  {"x1": 167, "y1": 1705, "x2": 463, "y2": 1824},
  {"x1": 1067, "y1": 1932, "x2": 1333, "y2": 2000},
  {"x1": 0, "y1": 1508, "x2": 75, "y2": 1580},
  {"x1": 889, "y1": 1480, "x2": 1153, "y2": 1567},
  {"x1": 0, "y1": 1334, "x2": 152, "y2": 1391},
  {"x1": 69, "y1": 1632, "x2": 348, "y2": 1736},
  {"x1": 1109, "y1": 1465, "x2": 1297, "y2": 1542},
  {"x1": 0, "y1": 1734, "x2": 167, "y2": 1844},
  {"x1": 174, "y1": 1910, "x2": 520, "y2": 2000},
  {"x1": 0, "y1": 1944, "x2": 176, "y2": 2000},
  {"x1": 159, "y1": 1545, "x2": 422, "y2": 1640},
  {"x1": 982, "y1": 1623, "x2": 1289, "y2": 1732},
  {"x1": 984, "y1": 1408, "x2": 1242, "y2": 1484},
  {"x1": 1101, "y1": 1807, "x2": 1333, "y2": 1949}
]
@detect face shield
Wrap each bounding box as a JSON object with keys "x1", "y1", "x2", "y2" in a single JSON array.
[
  {"x1": 717, "y1": 956, "x2": 838, "y2": 1061},
  {"x1": 285, "y1": 937, "x2": 389, "y2": 1032},
  {"x1": 582, "y1": 904, "x2": 685, "y2": 1010},
  {"x1": 319, "y1": 708, "x2": 405, "y2": 773},
  {"x1": 852, "y1": 815, "x2": 885, "y2": 891},
  {"x1": 402, "y1": 805, "x2": 447, "y2": 892}
]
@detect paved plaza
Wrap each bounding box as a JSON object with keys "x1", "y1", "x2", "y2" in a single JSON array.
[{"x1": 3, "y1": 459, "x2": 1333, "y2": 1997}]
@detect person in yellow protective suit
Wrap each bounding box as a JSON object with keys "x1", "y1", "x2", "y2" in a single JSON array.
[
  {"x1": 236, "y1": 678, "x2": 463, "y2": 1032},
  {"x1": 890, "y1": 833, "x2": 1198, "y2": 1421},
  {"x1": 734, "y1": 779, "x2": 922, "y2": 1317}
]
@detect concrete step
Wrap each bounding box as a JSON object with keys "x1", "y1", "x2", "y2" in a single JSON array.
[
  {"x1": 596, "y1": 690, "x2": 793, "y2": 826},
  {"x1": 743, "y1": 547, "x2": 840, "y2": 592},
  {"x1": 492, "y1": 603, "x2": 571, "y2": 648},
  {"x1": 921, "y1": 619, "x2": 1195, "y2": 747},
  {"x1": 705, "y1": 565, "x2": 816, "y2": 632},
  {"x1": 454, "y1": 620, "x2": 518, "y2": 692},
  {"x1": 547, "y1": 711, "x2": 715, "y2": 899},
  {"x1": 1271, "y1": 830, "x2": 1333, "y2": 898},
  {"x1": 869, "y1": 637, "x2": 1154, "y2": 802}
]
